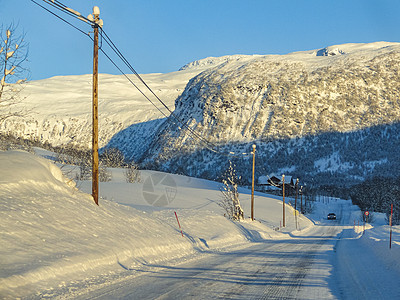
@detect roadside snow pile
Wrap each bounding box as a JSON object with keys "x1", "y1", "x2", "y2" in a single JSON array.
[
  {"x1": 356, "y1": 212, "x2": 400, "y2": 270},
  {"x1": 0, "y1": 150, "x2": 282, "y2": 299}
]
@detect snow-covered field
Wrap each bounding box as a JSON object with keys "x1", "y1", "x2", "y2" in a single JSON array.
[{"x1": 0, "y1": 150, "x2": 399, "y2": 299}]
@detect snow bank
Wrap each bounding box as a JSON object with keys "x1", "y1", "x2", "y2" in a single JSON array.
[
  {"x1": 0, "y1": 151, "x2": 282, "y2": 298},
  {"x1": 355, "y1": 213, "x2": 400, "y2": 272}
]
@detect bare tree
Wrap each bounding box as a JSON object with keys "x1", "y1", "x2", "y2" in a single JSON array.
[
  {"x1": 100, "y1": 147, "x2": 126, "y2": 167},
  {"x1": 124, "y1": 162, "x2": 141, "y2": 183},
  {"x1": 0, "y1": 23, "x2": 29, "y2": 123},
  {"x1": 219, "y1": 161, "x2": 244, "y2": 221}
]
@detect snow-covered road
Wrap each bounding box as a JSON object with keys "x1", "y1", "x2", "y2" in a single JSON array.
[
  {"x1": 72, "y1": 201, "x2": 400, "y2": 300},
  {"x1": 74, "y1": 224, "x2": 341, "y2": 300}
]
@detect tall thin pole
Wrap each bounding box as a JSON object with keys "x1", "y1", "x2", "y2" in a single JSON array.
[
  {"x1": 282, "y1": 174, "x2": 285, "y2": 227},
  {"x1": 92, "y1": 8, "x2": 100, "y2": 205},
  {"x1": 389, "y1": 203, "x2": 393, "y2": 249},
  {"x1": 294, "y1": 178, "x2": 298, "y2": 211},
  {"x1": 251, "y1": 144, "x2": 256, "y2": 221},
  {"x1": 297, "y1": 180, "x2": 302, "y2": 213},
  {"x1": 295, "y1": 178, "x2": 299, "y2": 229}
]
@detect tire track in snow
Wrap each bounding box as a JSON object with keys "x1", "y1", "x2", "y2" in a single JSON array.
[
  {"x1": 257, "y1": 227, "x2": 337, "y2": 300},
  {"x1": 72, "y1": 227, "x2": 340, "y2": 299},
  {"x1": 221, "y1": 227, "x2": 338, "y2": 300}
]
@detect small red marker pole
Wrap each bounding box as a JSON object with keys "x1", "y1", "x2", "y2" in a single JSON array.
[
  {"x1": 363, "y1": 222, "x2": 365, "y2": 235},
  {"x1": 174, "y1": 211, "x2": 184, "y2": 237},
  {"x1": 389, "y1": 204, "x2": 393, "y2": 249}
]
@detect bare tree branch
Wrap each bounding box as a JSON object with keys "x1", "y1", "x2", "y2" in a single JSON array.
[{"x1": 0, "y1": 23, "x2": 30, "y2": 124}]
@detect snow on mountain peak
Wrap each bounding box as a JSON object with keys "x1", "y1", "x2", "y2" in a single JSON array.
[
  {"x1": 311, "y1": 42, "x2": 399, "y2": 57},
  {"x1": 316, "y1": 47, "x2": 346, "y2": 56},
  {"x1": 179, "y1": 54, "x2": 256, "y2": 71}
]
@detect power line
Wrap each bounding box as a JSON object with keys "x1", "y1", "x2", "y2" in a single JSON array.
[
  {"x1": 98, "y1": 34, "x2": 218, "y2": 153},
  {"x1": 42, "y1": 0, "x2": 95, "y2": 25},
  {"x1": 30, "y1": 0, "x2": 252, "y2": 157},
  {"x1": 34, "y1": 0, "x2": 220, "y2": 153},
  {"x1": 30, "y1": 0, "x2": 171, "y2": 119},
  {"x1": 99, "y1": 29, "x2": 220, "y2": 153},
  {"x1": 97, "y1": 41, "x2": 171, "y2": 120},
  {"x1": 30, "y1": 0, "x2": 90, "y2": 36}
]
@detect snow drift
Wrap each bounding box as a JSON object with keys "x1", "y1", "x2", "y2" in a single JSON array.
[{"x1": 0, "y1": 150, "x2": 289, "y2": 298}]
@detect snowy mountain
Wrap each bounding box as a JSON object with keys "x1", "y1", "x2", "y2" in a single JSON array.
[
  {"x1": 2, "y1": 42, "x2": 400, "y2": 187},
  {"x1": 0, "y1": 67, "x2": 216, "y2": 149},
  {"x1": 138, "y1": 42, "x2": 400, "y2": 186}
]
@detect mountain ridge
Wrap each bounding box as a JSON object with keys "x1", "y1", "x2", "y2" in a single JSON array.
[
  {"x1": 138, "y1": 42, "x2": 400, "y2": 186},
  {"x1": 2, "y1": 42, "x2": 400, "y2": 187}
]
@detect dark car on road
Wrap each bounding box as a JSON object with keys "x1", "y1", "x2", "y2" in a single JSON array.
[{"x1": 327, "y1": 213, "x2": 336, "y2": 220}]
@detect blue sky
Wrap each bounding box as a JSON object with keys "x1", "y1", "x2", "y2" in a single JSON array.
[{"x1": 1, "y1": 0, "x2": 400, "y2": 80}]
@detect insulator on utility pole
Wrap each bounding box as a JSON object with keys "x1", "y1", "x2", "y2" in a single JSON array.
[
  {"x1": 92, "y1": 6, "x2": 100, "y2": 205},
  {"x1": 251, "y1": 144, "x2": 256, "y2": 221}
]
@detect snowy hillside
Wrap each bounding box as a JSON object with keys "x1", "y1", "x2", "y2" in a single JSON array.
[
  {"x1": 140, "y1": 42, "x2": 400, "y2": 185},
  {"x1": 149, "y1": 41, "x2": 400, "y2": 146},
  {"x1": 0, "y1": 66, "x2": 214, "y2": 150}
]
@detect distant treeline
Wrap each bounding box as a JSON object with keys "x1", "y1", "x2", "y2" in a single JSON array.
[{"x1": 350, "y1": 176, "x2": 400, "y2": 225}]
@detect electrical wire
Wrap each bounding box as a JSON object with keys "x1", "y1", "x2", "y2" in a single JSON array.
[
  {"x1": 97, "y1": 42, "x2": 170, "y2": 120},
  {"x1": 30, "y1": 0, "x2": 171, "y2": 121},
  {"x1": 30, "y1": 0, "x2": 90, "y2": 36},
  {"x1": 30, "y1": 0, "x2": 253, "y2": 157},
  {"x1": 42, "y1": 0, "x2": 95, "y2": 25},
  {"x1": 98, "y1": 29, "x2": 256, "y2": 156},
  {"x1": 50, "y1": 0, "x2": 222, "y2": 153},
  {"x1": 33, "y1": 0, "x2": 218, "y2": 153},
  {"x1": 100, "y1": 38, "x2": 218, "y2": 152},
  {"x1": 99, "y1": 28, "x2": 220, "y2": 153}
]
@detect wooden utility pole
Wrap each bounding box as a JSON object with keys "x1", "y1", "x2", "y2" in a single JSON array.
[
  {"x1": 300, "y1": 186, "x2": 304, "y2": 213},
  {"x1": 251, "y1": 144, "x2": 256, "y2": 221},
  {"x1": 282, "y1": 174, "x2": 285, "y2": 227},
  {"x1": 295, "y1": 178, "x2": 299, "y2": 229},
  {"x1": 92, "y1": 7, "x2": 100, "y2": 205},
  {"x1": 294, "y1": 178, "x2": 298, "y2": 211}
]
